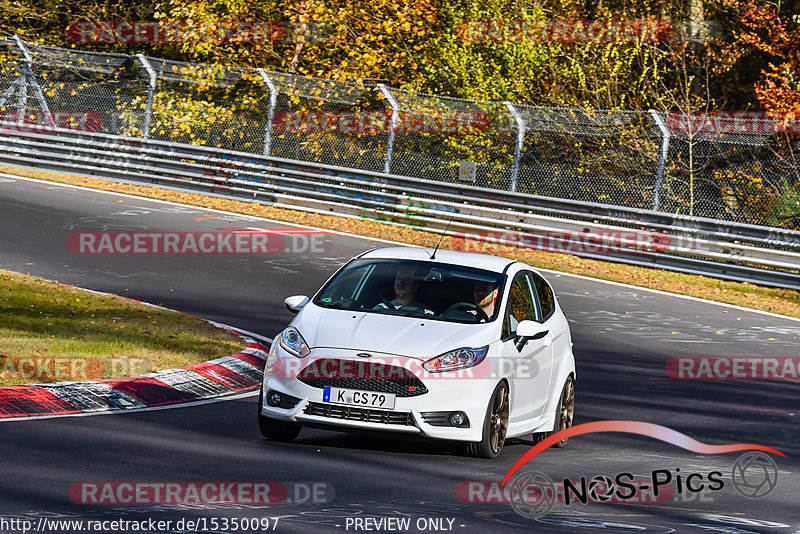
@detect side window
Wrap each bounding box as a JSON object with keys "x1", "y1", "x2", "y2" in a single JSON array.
[
  {"x1": 503, "y1": 272, "x2": 537, "y2": 336},
  {"x1": 531, "y1": 272, "x2": 555, "y2": 321}
]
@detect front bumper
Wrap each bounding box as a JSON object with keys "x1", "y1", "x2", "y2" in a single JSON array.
[{"x1": 260, "y1": 348, "x2": 497, "y2": 442}]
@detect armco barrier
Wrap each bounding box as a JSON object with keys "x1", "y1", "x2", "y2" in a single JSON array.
[{"x1": 0, "y1": 123, "x2": 798, "y2": 290}]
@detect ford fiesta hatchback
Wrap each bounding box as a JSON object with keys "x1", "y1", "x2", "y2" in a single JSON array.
[{"x1": 258, "y1": 246, "x2": 576, "y2": 458}]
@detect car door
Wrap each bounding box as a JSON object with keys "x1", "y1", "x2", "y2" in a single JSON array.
[
  {"x1": 530, "y1": 271, "x2": 564, "y2": 402},
  {"x1": 502, "y1": 271, "x2": 554, "y2": 425}
]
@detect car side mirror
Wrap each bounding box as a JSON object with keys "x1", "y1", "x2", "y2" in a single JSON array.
[
  {"x1": 284, "y1": 295, "x2": 310, "y2": 314},
  {"x1": 515, "y1": 320, "x2": 549, "y2": 351}
]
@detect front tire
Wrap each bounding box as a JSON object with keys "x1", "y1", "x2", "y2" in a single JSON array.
[
  {"x1": 257, "y1": 389, "x2": 301, "y2": 442},
  {"x1": 467, "y1": 381, "x2": 509, "y2": 459}
]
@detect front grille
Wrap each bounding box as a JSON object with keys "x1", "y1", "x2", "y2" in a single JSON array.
[
  {"x1": 304, "y1": 402, "x2": 415, "y2": 426},
  {"x1": 297, "y1": 359, "x2": 428, "y2": 397}
]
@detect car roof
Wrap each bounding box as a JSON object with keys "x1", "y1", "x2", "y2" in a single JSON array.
[{"x1": 359, "y1": 246, "x2": 519, "y2": 273}]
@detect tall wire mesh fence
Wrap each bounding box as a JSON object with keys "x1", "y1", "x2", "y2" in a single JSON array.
[
  {"x1": 514, "y1": 106, "x2": 662, "y2": 207},
  {"x1": 661, "y1": 121, "x2": 800, "y2": 229},
  {"x1": 2, "y1": 41, "x2": 150, "y2": 137},
  {"x1": 266, "y1": 72, "x2": 389, "y2": 172},
  {"x1": 387, "y1": 89, "x2": 517, "y2": 189},
  {"x1": 0, "y1": 37, "x2": 798, "y2": 230},
  {"x1": 141, "y1": 58, "x2": 271, "y2": 153}
]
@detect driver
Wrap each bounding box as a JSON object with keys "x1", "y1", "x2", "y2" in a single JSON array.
[
  {"x1": 374, "y1": 266, "x2": 434, "y2": 315},
  {"x1": 474, "y1": 279, "x2": 499, "y2": 319}
]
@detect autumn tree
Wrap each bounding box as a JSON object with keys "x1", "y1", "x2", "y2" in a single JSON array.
[
  {"x1": 1, "y1": 0, "x2": 154, "y2": 51},
  {"x1": 739, "y1": 1, "x2": 800, "y2": 119},
  {"x1": 151, "y1": 0, "x2": 438, "y2": 85}
]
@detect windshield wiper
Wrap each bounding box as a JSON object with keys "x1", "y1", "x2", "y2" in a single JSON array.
[
  {"x1": 379, "y1": 309, "x2": 424, "y2": 318},
  {"x1": 316, "y1": 300, "x2": 348, "y2": 310}
]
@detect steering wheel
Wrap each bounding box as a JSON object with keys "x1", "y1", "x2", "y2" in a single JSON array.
[
  {"x1": 444, "y1": 302, "x2": 489, "y2": 322},
  {"x1": 336, "y1": 297, "x2": 356, "y2": 309}
]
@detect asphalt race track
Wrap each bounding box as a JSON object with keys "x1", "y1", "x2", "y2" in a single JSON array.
[{"x1": 1, "y1": 174, "x2": 799, "y2": 534}]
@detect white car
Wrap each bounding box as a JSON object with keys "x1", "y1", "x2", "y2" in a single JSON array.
[{"x1": 258, "y1": 246, "x2": 576, "y2": 458}]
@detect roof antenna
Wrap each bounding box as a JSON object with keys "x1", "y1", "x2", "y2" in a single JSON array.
[{"x1": 430, "y1": 215, "x2": 455, "y2": 260}]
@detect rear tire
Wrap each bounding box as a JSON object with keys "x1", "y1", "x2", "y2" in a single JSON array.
[
  {"x1": 552, "y1": 376, "x2": 575, "y2": 448},
  {"x1": 466, "y1": 381, "x2": 509, "y2": 459},
  {"x1": 530, "y1": 376, "x2": 575, "y2": 447},
  {"x1": 257, "y1": 389, "x2": 301, "y2": 442}
]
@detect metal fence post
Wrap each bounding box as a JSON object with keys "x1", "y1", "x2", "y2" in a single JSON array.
[
  {"x1": 257, "y1": 68, "x2": 278, "y2": 156},
  {"x1": 649, "y1": 109, "x2": 671, "y2": 212},
  {"x1": 135, "y1": 54, "x2": 157, "y2": 139},
  {"x1": 504, "y1": 102, "x2": 526, "y2": 193},
  {"x1": 11, "y1": 35, "x2": 55, "y2": 129},
  {"x1": 378, "y1": 84, "x2": 399, "y2": 174}
]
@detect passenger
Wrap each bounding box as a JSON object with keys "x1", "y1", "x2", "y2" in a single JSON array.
[{"x1": 474, "y1": 279, "x2": 500, "y2": 319}]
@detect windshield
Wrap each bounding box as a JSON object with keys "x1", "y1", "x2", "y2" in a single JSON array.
[{"x1": 313, "y1": 259, "x2": 505, "y2": 324}]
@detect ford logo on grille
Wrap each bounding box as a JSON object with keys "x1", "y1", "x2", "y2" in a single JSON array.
[{"x1": 356, "y1": 353, "x2": 372, "y2": 358}]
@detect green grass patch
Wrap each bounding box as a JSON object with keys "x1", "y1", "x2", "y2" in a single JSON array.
[{"x1": 0, "y1": 269, "x2": 244, "y2": 386}]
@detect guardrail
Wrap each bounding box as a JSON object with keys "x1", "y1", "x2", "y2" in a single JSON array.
[{"x1": 0, "y1": 123, "x2": 798, "y2": 291}]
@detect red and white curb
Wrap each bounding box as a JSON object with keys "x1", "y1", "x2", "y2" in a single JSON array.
[{"x1": 0, "y1": 338, "x2": 269, "y2": 420}]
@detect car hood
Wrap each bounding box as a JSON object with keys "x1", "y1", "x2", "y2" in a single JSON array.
[{"x1": 292, "y1": 304, "x2": 499, "y2": 360}]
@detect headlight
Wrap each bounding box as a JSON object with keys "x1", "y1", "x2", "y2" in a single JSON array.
[
  {"x1": 423, "y1": 346, "x2": 488, "y2": 372},
  {"x1": 279, "y1": 327, "x2": 310, "y2": 358}
]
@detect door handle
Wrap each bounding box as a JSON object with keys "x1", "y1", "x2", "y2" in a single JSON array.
[{"x1": 543, "y1": 336, "x2": 552, "y2": 347}]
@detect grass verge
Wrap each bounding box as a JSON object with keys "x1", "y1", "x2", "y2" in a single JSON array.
[
  {"x1": 0, "y1": 269, "x2": 244, "y2": 386},
  {"x1": 2, "y1": 164, "x2": 799, "y2": 320}
]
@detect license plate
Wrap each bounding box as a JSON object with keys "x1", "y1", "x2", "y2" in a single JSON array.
[{"x1": 322, "y1": 387, "x2": 396, "y2": 410}]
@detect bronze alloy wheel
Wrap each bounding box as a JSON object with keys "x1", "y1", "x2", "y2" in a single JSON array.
[
  {"x1": 467, "y1": 382, "x2": 510, "y2": 458},
  {"x1": 490, "y1": 384, "x2": 510, "y2": 454}
]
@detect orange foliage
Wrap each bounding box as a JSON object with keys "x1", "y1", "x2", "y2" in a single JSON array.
[{"x1": 739, "y1": 2, "x2": 800, "y2": 121}]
